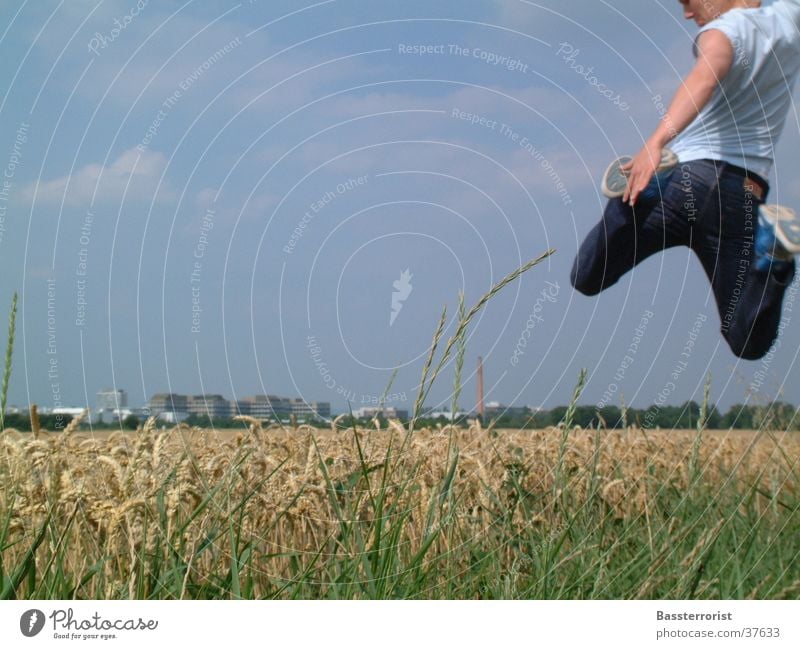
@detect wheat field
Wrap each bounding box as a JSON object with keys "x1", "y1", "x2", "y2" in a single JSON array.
[{"x1": 1, "y1": 415, "x2": 799, "y2": 600}]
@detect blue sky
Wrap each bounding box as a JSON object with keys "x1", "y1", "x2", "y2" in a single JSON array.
[{"x1": 2, "y1": 0, "x2": 800, "y2": 415}]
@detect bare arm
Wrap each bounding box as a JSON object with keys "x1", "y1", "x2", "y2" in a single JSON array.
[{"x1": 623, "y1": 29, "x2": 734, "y2": 206}]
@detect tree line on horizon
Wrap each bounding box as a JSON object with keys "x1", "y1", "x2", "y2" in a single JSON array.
[
  {"x1": 1, "y1": 400, "x2": 798, "y2": 432},
  {"x1": 474, "y1": 400, "x2": 798, "y2": 431}
]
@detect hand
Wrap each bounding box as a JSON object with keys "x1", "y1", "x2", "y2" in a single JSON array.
[{"x1": 621, "y1": 141, "x2": 663, "y2": 207}]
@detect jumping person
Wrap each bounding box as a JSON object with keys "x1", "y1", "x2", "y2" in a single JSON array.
[{"x1": 571, "y1": 0, "x2": 800, "y2": 360}]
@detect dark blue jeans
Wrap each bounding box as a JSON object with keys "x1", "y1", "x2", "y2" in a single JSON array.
[{"x1": 571, "y1": 159, "x2": 795, "y2": 360}]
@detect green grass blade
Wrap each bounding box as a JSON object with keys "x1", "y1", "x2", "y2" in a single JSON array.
[
  {"x1": 1, "y1": 292, "x2": 18, "y2": 432},
  {"x1": 1, "y1": 510, "x2": 51, "y2": 600}
]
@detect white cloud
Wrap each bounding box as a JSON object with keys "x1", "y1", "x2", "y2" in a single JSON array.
[
  {"x1": 24, "y1": 147, "x2": 171, "y2": 206},
  {"x1": 194, "y1": 187, "x2": 219, "y2": 209}
]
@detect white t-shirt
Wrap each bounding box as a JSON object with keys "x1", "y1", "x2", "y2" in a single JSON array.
[{"x1": 671, "y1": 0, "x2": 800, "y2": 179}]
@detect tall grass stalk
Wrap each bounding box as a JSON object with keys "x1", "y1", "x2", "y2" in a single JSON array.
[
  {"x1": 450, "y1": 290, "x2": 466, "y2": 422},
  {"x1": 697, "y1": 373, "x2": 711, "y2": 433},
  {"x1": 620, "y1": 392, "x2": 628, "y2": 429},
  {"x1": 1, "y1": 292, "x2": 17, "y2": 432},
  {"x1": 561, "y1": 368, "x2": 587, "y2": 430},
  {"x1": 412, "y1": 250, "x2": 554, "y2": 431},
  {"x1": 555, "y1": 369, "x2": 587, "y2": 496},
  {"x1": 412, "y1": 305, "x2": 447, "y2": 426},
  {"x1": 689, "y1": 373, "x2": 713, "y2": 484}
]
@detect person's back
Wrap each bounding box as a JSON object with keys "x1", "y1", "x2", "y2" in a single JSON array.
[{"x1": 671, "y1": 0, "x2": 800, "y2": 178}]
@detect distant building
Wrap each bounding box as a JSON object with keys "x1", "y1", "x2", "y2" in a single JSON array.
[
  {"x1": 289, "y1": 398, "x2": 331, "y2": 420},
  {"x1": 237, "y1": 395, "x2": 292, "y2": 419},
  {"x1": 187, "y1": 394, "x2": 231, "y2": 418},
  {"x1": 97, "y1": 389, "x2": 127, "y2": 410},
  {"x1": 149, "y1": 393, "x2": 189, "y2": 417},
  {"x1": 237, "y1": 395, "x2": 330, "y2": 421},
  {"x1": 314, "y1": 403, "x2": 332, "y2": 419},
  {"x1": 351, "y1": 406, "x2": 408, "y2": 420},
  {"x1": 141, "y1": 392, "x2": 331, "y2": 423},
  {"x1": 97, "y1": 389, "x2": 128, "y2": 424}
]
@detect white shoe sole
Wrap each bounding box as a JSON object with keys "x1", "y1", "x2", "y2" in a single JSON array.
[{"x1": 601, "y1": 149, "x2": 678, "y2": 199}]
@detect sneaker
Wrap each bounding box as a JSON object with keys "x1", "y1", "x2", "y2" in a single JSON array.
[
  {"x1": 755, "y1": 204, "x2": 799, "y2": 272},
  {"x1": 759, "y1": 204, "x2": 800, "y2": 253},
  {"x1": 600, "y1": 155, "x2": 632, "y2": 198},
  {"x1": 601, "y1": 148, "x2": 679, "y2": 200}
]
